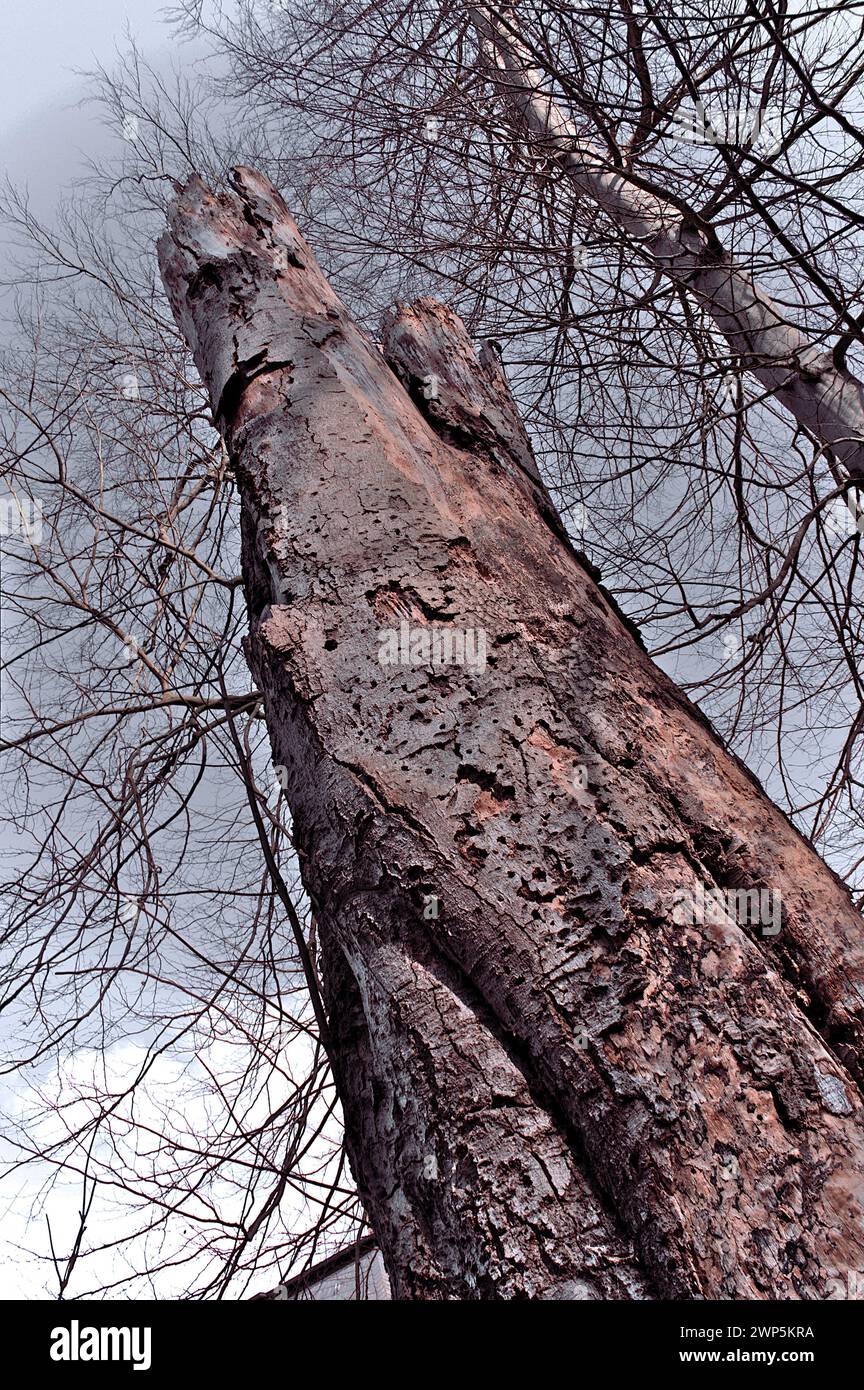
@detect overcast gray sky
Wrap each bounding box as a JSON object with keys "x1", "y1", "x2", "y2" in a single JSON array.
[
  {"x1": 0, "y1": 0, "x2": 171, "y2": 138},
  {"x1": 0, "y1": 0, "x2": 179, "y2": 214},
  {"x1": 0, "y1": 0, "x2": 204, "y2": 1301}
]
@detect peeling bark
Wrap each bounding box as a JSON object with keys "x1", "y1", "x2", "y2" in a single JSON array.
[{"x1": 160, "y1": 168, "x2": 864, "y2": 1300}]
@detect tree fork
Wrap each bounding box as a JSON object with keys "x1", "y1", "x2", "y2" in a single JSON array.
[{"x1": 160, "y1": 167, "x2": 864, "y2": 1300}]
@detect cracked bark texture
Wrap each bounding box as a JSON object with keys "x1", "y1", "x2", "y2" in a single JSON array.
[{"x1": 160, "y1": 167, "x2": 864, "y2": 1301}]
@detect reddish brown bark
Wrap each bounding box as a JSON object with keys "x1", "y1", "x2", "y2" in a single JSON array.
[{"x1": 159, "y1": 167, "x2": 864, "y2": 1300}]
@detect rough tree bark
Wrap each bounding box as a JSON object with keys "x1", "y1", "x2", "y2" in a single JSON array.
[{"x1": 159, "y1": 167, "x2": 864, "y2": 1301}]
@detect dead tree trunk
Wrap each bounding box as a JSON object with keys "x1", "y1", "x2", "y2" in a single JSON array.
[{"x1": 159, "y1": 167, "x2": 864, "y2": 1301}]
